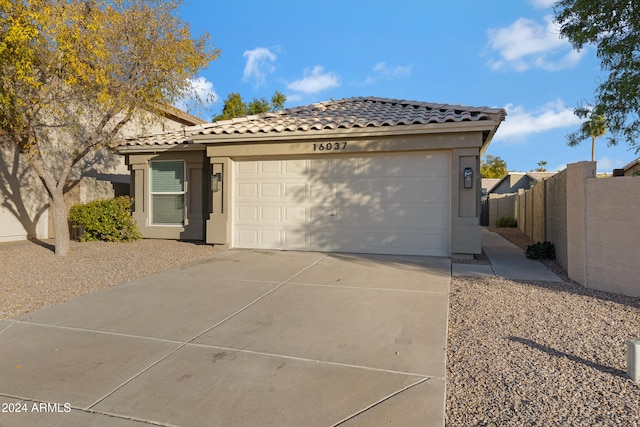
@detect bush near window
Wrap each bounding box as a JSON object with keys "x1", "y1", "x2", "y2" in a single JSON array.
[
  {"x1": 68, "y1": 196, "x2": 141, "y2": 242},
  {"x1": 496, "y1": 216, "x2": 517, "y2": 228},
  {"x1": 526, "y1": 241, "x2": 555, "y2": 260}
]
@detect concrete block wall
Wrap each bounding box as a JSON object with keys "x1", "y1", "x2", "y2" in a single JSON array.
[
  {"x1": 502, "y1": 161, "x2": 640, "y2": 297},
  {"x1": 546, "y1": 169, "x2": 568, "y2": 270},
  {"x1": 584, "y1": 176, "x2": 640, "y2": 296},
  {"x1": 531, "y1": 183, "x2": 545, "y2": 243},
  {"x1": 488, "y1": 194, "x2": 516, "y2": 226}
]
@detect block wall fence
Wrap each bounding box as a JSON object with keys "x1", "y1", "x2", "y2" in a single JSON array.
[{"x1": 487, "y1": 161, "x2": 640, "y2": 297}]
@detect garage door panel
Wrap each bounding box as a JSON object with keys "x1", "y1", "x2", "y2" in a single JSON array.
[
  {"x1": 309, "y1": 181, "x2": 336, "y2": 203},
  {"x1": 237, "y1": 183, "x2": 259, "y2": 198},
  {"x1": 260, "y1": 160, "x2": 283, "y2": 174},
  {"x1": 368, "y1": 205, "x2": 432, "y2": 225},
  {"x1": 284, "y1": 159, "x2": 307, "y2": 174},
  {"x1": 284, "y1": 182, "x2": 307, "y2": 200},
  {"x1": 233, "y1": 153, "x2": 451, "y2": 256},
  {"x1": 363, "y1": 156, "x2": 411, "y2": 177},
  {"x1": 260, "y1": 206, "x2": 282, "y2": 222},
  {"x1": 283, "y1": 228, "x2": 308, "y2": 248},
  {"x1": 236, "y1": 228, "x2": 259, "y2": 246},
  {"x1": 236, "y1": 206, "x2": 259, "y2": 222},
  {"x1": 260, "y1": 183, "x2": 282, "y2": 198},
  {"x1": 284, "y1": 206, "x2": 307, "y2": 222},
  {"x1": 330, "y1": 157, "x2": 361, "y2": 178},
  {"x1": 424, "y1": 206, "x2": 449, "y2": 223},
  {"x1": 309, "y1": 158, "x2": 332, "y2": 177},
  {"x1": 309, "y1": 204, "x2": 335, "y2": 223}
]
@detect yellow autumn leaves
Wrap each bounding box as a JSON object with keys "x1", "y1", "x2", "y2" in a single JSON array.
[{"x1": 0, "y1": 0, "x2": 218, "y2": 121}]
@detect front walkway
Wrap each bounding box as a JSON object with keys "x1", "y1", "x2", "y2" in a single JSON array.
[{"x1": 452, "y1": 229, "x2": 563, "y2": 282}]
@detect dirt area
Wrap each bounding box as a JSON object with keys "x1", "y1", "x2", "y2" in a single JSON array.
[{"x1": 487, "y1": 225, "x2": 533, "y2": 250}]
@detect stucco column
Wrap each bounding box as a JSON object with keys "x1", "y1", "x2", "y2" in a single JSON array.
[
  {"x1": 450, "y1": 148, "x2": 482, "y2": 257},
  {"x1": 565, "y1": 161, "x2": 596, "y2": 285},
  {"x1": 130, "y1": 163, "x2": 146, "y2": 227},
  {"x1": 206, "y1": 156, "x2": 231, "y2": 246}
]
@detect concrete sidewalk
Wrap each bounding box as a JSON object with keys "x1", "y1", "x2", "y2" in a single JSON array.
[
  {"x1": 0, "y1": 250, "x2": 450, "y2": 427},
  {"x1": 453, "y1": 228, "x2": 563, "y2": 282}
]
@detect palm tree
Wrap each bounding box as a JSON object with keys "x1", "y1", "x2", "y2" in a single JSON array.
[{"x1": 567, "y1": 107, "x2": 607, "y2": 162}]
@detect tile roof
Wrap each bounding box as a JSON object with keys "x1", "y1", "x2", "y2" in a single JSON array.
[
  {"x1": 526, "y1": 172, "x2": 557, "y2": 181},
  {"x1": 122, "y1": 97, "x2": 506, "y2": 148},
  {"x1": 155, "y1": 103, "x2": 207, "y2": 126}
]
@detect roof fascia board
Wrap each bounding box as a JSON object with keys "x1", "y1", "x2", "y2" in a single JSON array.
[
  {"x1": 190, "y1": 120, "x2": 501, "y2": 144},
  {"x1": 117, "y1": 144, "x2": 205, "y2": 154}
]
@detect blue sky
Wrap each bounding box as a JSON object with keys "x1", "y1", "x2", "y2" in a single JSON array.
[{"x1": 176, "y1": 0, "x2": 637, "y2": 173}]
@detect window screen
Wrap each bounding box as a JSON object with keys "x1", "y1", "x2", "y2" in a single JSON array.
[{"x1": 150, "y1": 161, "x2": 185, "y2": 225}]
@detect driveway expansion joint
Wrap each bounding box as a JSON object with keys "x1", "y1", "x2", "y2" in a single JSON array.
[
  {"x1": 85, "y1": 254, "x2": 333, "y2": 411},
  {"x1": 0, "y1": 320, "x2": 15, "y2": 335},
  {"x1": 331, "y1": 377, "x2": 433, "y2": 426}
]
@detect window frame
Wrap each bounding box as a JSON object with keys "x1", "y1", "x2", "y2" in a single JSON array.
[{"x1": 149, "y1": 160, "x2": 186, "y2": 226}]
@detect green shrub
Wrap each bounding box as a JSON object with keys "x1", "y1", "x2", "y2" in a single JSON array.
[
  {"x1": 69, "y1": 196, "x2": 141, "y2": 242},
  {"x1": 526, "y1": 241, "x2": 555, "y2": 260},
  {"x1": 496, "y1": 216, "x2": 517, "y2": 228}
]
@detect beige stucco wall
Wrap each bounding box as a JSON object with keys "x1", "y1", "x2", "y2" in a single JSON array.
[
  {"x1": 126, "y1": 148, "x2": 210, "y2": 241},
  {"x1": 585, "y1": 176, "x2": 640, "y2": 296},
  {"x1": 0, "y1": 145, "x2": 49, "y2": 241},
  {"x1": 450, "y1": 149, "x2": 483, "y2": 256}
]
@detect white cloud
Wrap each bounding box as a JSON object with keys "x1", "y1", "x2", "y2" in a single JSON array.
[
  {"x1": 190, "y1": 76, "x2": 217, "y2": 104},
  {"x1": 287, "y1": 66, "x2": 340, "y2": 94},
  {"x1": 373, "y1": 62, "x2": 412, "y2": 79},
  {"x1": 174, "y1": 76, "x2": 218, "y2": 115},
  {"x1": 530, "y1": 0, "x2": 557, "y2": 9},
  {"x1": 243, "y1": 47, "x2": 277, "y2": 86},
  {"x1": 493, "y1": 99, "x2": 583, "y2": 143},
  {"x1": 487, "y1": 15, "x2": 585, "y2": 71},
  {"x1": 362, "y1": 62, "x2": 412, "y2": 85},
  {"x1": 595, "y1": 157, "x2": 626, "y2": 173}
]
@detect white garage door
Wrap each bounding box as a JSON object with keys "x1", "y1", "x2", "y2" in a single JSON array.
[{"x1": 233, "y1": 152, "x2": 450, "y2": 256}]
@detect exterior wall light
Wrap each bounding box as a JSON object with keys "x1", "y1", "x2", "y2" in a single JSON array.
[
  {"x1": 212, "y1": 172, "x2": 222, "y2": 193},
  {"x1": 464, "y1": 167, "x2": 473, "y2": 189}
]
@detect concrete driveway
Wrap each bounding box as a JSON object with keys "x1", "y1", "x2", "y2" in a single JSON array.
[{"x1": 0, "y1": 250, "x2": 450, "y2": 427}]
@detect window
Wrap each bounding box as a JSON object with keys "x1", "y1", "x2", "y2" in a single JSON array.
[{"x1": 150, "y1": 161, "x2": 185, "y2": 225}]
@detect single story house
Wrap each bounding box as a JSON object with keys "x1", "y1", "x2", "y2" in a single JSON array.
[
  {"x1": 487, "y1": 171, "x2": 557, "y2": 195},
  {"x1": 118, "y1": 97, "x2": 506, "y2": 257}
]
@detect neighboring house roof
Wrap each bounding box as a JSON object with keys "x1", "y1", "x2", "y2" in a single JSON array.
[
  {"x1": 526, "y1": 172, "x2": 556, "y2": 181},
  {"x1": 487, "y1": 171, "x2": 556, "y2": 194},
  {"x1": 155, "y1": 103, "x2": 207, "y2": 127},
  {"x1": 120, "y1": 97, "x2": 506, "y2": 150},
  {"x1": 482, "y1": 178, "x2": 500, "y2": 192},
  {"x1": 622, "y1": 158, "x2": 640, "y2": 173}
]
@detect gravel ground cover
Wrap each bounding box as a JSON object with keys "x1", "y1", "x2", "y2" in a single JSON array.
[
  {"x1": 448, "y1": 227, "x2": 640, "y2": 426},
  {"x1": 0, "y1": 239, "x2": 221, "y2": 321}
]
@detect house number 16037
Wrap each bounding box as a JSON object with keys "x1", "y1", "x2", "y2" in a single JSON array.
[{"x1": 313, "y1": 142, "x2": 347, "y2": 151}]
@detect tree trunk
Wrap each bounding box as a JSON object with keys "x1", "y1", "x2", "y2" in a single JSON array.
[{"x1": 49, "y1": 187, "x2": 71, "y2": 256}]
